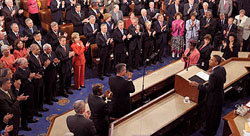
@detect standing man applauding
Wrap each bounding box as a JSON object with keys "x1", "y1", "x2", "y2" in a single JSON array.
[{"x1": 109, "y1": 63, "x2": 135, "y2": 118}]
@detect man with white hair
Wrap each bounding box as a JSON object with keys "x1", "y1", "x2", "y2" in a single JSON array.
[
  {"x1": 138, "y1": 9, "x2": 151, "y2": 28},
  {"x1": 147, "y1": 2, "x2": 160, "y2": 20},
  {"x1": 1, "y1": 0, "x2": 25, "y2": 32},
  {"x1": 23, "y1": 18, "x2": 39, "y2": 47},
  {"x1": 66, "y1": 100, "x2": 97, "y2": 136},
  {"x1": 183, "y1": 0, "x2": 198, "y2": 20},
  {"x1": 199, "y1": 2, "x2": 213, "y2": 19},
  {"x1": 41, "y1": 43, "x2": 60, "y2": 105},
  {"x1": 14, "y1": 57, "x2": 36, "y2": 131},
  {"x1": 7, "y1": 23, "x2": 28, "y2": 46},
  {"x1": 109, "y1": 4, "x2": 123, "y2": 25}
]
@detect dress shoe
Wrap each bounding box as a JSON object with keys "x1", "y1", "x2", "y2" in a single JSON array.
[
  {"x1": 27, "y1": 119, "x2": 38, "y2": 123},
  {"x1": 67, "y1": 89, "x2": 73, "y2": 94},
  {"x1": 99, "y1": 75, "x2": 104, "y2": 80},
  {"x1": 104, "y1": 73, "x2": 111, "y2": 77},
  {"x1": 77, "y1": 88, "x2": 81, "y2": 90},
  {"x1": 45, "y1": 101, "x2": 53, "y2": 105},
  {"x1": 34, "y1": 112, "x2": 42, "y2": 117},
  {"x1": 60, "y1": 93, "x2": 69, "y2": 98},
  {"x1": 51, "y1": 97, "x2": 58, "y2": 102},
  {"x1": 159, "y1": 59, "x2": 164, "y2": 63},
  {"x1": 21, "y1": 126, "x2": 32, "y2": 131},
  {"x1": 136, "y1": 67, "x2": 142, "y2": 70},
  {"x1": 80, "y1": 85, "x2": 85, "y2": 88},
  {"x1": 39, "y1": 108, "x2": 49, "y2": 112}
]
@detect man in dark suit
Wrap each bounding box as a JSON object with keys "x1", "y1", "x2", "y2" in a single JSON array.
[
  {"x1": 223, "y1": 17, "x2": 237, "y2": 39},
  {"x1": 46, "y1": 22, "x2": 65, "y2": 51},
  {"x1": 14, "y1": 58, "x2": 37, "y2": 131},
  {"x1": 55, "y1": 36, "x2": 75, "y2": 97},
  {"x1": 88, "y1": 83, "x2": 111, "y2": 136},
  {"x1": 147, "y1": 2, "x2": 160, "y2": 22},
  {"x1": 83, "y1": 15, "x2": 99, "y2": 68},
  {"x1": 1, "y1": 0, "x2": 25, "y2": 32},
  {"x1": 138, "y1": 9, "x2": 151, "y2": 28},
  {"x1": 28, "y1": 44, "x2": 50, "y2": 114},
  {"x1": 214, "y1": 13, "x2": 227, "y2": 50},
  {"x1": 50, "y1": 0, "x2": 65, "y2": 25},
  {"x1": 66, "y1": 100, "x2": 97, "y2": 136},
  {"x1": 23, "y1": 18, "x2": 39, "y2": 47},
  {"x1": 0, "y1": 77, "x2": 29, "y2": 135},
  {"x1": 134, "y1": 0, "x2": 145, "y2": 16},
  {"x1": 200, "y1": 11, "x2": 215, "y2": 40},
  {"x1": 32, "y1": 31, "x2": 46, "y2": 54},
  {"x1": 154, "y1": 14, "x2": 169, "y2": 63},
  {"x1": 88, "y1": 2, "x2": 103, "y2": 25},
  {"x1": 71, "y1": 3, "x2": 88, "y2": 35},
  {"x1": 41, "y1": 44, "x2": 60, "y2": 105},
  {"x1": 183, "y1": 0, "x2": 198, "y2": 20},
  {"x1": 113, "y1": 20, "x2": 129, "y2": 65},
  {"x1": 190, "y1": 55, "x2": 226, "y2": 136},
  {"x1": 198, "y1": 2, "x2": 213, "y2": 20},
  {"x1": 7, "y1": 23, "x2": 28, "y2": 46},
  {"x1": 109, "y1": 63, "x2": 135, "y2": 118},
  {"x1": 165, "y1": 0, "x2": 183, "y2": 24},
  {"x1": 96, "y1": 24, "x2": 113, "y2": 80},
  {"x1": 128, "y1": 17, "x2": 143, "y2": 71},
  {"x1": 119, "y1": 0, "x2": 131, "y2": 16}
]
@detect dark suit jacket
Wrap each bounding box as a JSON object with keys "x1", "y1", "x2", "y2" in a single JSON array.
[
  {"x1": 102, "y1": 21, "x2": 114, "y2": 34},
  {"x1": 28, "y1": 54, "x2": 44, "y2": 75},
  {"x1": 109, "y1": 76, "x2": 135, "y2": 118},
  {"x1": 154, "y1": 20, "x2": 169, "y2": 45},
  {"x1": 23, "y1": 25, "x2": 39, "y2": 47},
  {"x1": 41, "y1": 52, "x2": 57, "y2": 80},
  {"x1": 66, "y1": 114, "x2": 97, "y2": 136},
  {"x1": 128, "y1": 24, "x2": 143, "y2": 50},
  {"x1": 198, "y1": 66, "x2": 226, "y2": 106},
  {"x1": 133, "y1": 0, "x2": 145, "y2": 15},
  {"x1": 50, "y1": 0, "x2": 64, "y2": 23},
  {"x1": 88, "y1": 8, "x2": 103, "y2": 24},
  {"x1": 198, "y1": 9, "x2": 213, "y2": 20},
  {"x1": 96, "y1": 32, "x2": 112, "y2": 56},
  {"x1": 0, "y1": 89, "x2": 20, "y2": 136},
  {"x1": 55, "y1": 45, "x2": 71, "y2": 73},
  {"x1": 183, "y1": 3, "x2": 198, "y2": 19},
  {"x1": 200, "y1": 17, "x2": 215, "y2": 38},
  {"x1": 88, "y1": 94, "x2": 110, "y2": 135},
  {"x1": 83, "y1": 23, "x2": 99, "y2": 44},
  {"x1": 166, "y1": 4, "x2": 183, "y2": 23},
  {"x1": 221, "y1": 41, "x2": 240, "y2": 60},
  {"x1": 147, "y1": 8, "x2": 160, "y2": 19},
  {"x1": 46, "y1": 30, "x2": 63, "y2": 51},
  {"x1": 138, "y1": 15, "x2": 151, "y2": 28},
  {"x1": 119, "y1": 0, "x2": 131, "y2": 16},
  {"x1": 1, "y1": 6, "x2": 20, "y2": 31},
  {"x1": 71, "y1": 10, "x2": 86, "y2": 35},
  {"x1": 215, "y1": 19, "x2": 228, "y2": 33},
  {"x1": 113, "y1": 28, "x2": 128, "y2": 54},
  {"x1": 7, "y1": 31, "x2": 24, "y2": 46},
  {"x1": 223, "y1": 24, "x2": 237, "y2": 35},
  {"x1": 197, "y1": 42, "x2": 213, "y2": 70}
]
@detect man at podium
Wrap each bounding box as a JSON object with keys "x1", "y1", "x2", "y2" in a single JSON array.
[{"x1": 190, "y1": 55, "x2": 226, "y2": 136}]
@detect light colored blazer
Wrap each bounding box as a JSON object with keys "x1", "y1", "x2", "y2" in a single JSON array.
[
  {"x1": 218, "y1": 0, "x2": 232, "y2": 17},
  {"x1": 110, "y1": 10, "x2": 123, "y2": 24},
  {"x1": 234, "y1": 15, "x2": 248, "y2": 27},
  {"x1": 104, "y1": 0, "x2": 119, "y2": 13},
  {"x1": 242, "y1": 17, "x2": 250, "y2": 40},
  {"x1": 185, "y1": 19, "x2": 200, "y2": 39}
]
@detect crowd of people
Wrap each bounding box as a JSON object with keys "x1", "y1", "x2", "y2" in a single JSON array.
[{"x1": 0, "y1": 0, "x2": 249, "y2": 135}]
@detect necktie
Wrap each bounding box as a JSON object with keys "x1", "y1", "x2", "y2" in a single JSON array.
[
  {"x1": 1, "y1": 41, "x2": 4, "y2": 46},
  {"x1": 116, "y1": 13, "x2": 119, "y2": 21},
  {"x1": 104, "y1": 33, "x2": 107, "y2": 40},
  {"x1": 224, "y1": 1, "x2": 227, "y2": 10},
  {"x1": 199, "y1": 44, "x2": 206, "y2": 51},
  {"x1": 121, "y1": 30, "x2": 124, "y2": 35},
  {"x1": 10, "y1": 7, "x2": 13, "y2": 11},
  {"x1": 63, "y1": 46, "x2": 66, "y2": 52},
  {"x1": 16, "y1": 33, "x2": 19, "y2": 38},
  {"x1": 30, "y1": 28, "x2": 34, "y2": 33},
  {"x1": 144, "y1": 16, "x2": 147, "y2": 22},
  {"x1": 221, "y1": 20, "x2": 224, "y2": 25},
  {"x1": 37, "y1": 56, "x2": 42, "y2": 66},
  {"x1": 78, "y1": 12, "x2": 81, "y2": 17}
]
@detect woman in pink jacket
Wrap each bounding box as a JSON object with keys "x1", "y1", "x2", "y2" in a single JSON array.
[
  {"x1": 171, "y1": 12, "x2": 185, "y2": 58},
  {"x1": 182, "y1": 39, "x2": 200, "y2": 68},
  {"x1": 27, "y1": 0, "x2": 41, "y2": 27}
]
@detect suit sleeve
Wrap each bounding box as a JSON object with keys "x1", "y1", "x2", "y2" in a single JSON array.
[
  {"x1": 126, "y1": 80, "x2": 135, "y2": 93},
  {"x1": 198, "y1": 73, "x2": 216, "y2": 92},
  {"x1": 88, "y1": 120, "x2": 97, "y2": 136}
]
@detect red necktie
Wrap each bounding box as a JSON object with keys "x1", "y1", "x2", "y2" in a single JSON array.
[
  {"x1": 63, "y1": 46, "x2": 66, "y2": 52},
  {"x1": 224, "y1": 1, "x2": 227, "y2": 10},
  {"x1": 16, "y1": 33, "x2": 19, "y2": 38},
  {"x1": 200, "y1": 44, "x2": 206, "y2": 51}
]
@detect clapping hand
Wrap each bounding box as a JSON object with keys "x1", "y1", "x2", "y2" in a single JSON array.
[
  {"x1": 3, "y1": 113, "x2": 13, "y2": 124},
  {"x1": 4, "y1": 125, "x2": 13, "y2": 136},
  {"x1": 44, "y1": 59, "x2": 51, "y2": 68},
  {"x1": 17, "y1": 93, "x2": 29, "y2": 101},
  {"x1": 83, "y1": 111, "x2": 91, "y2": 119},
  {"x1": 53, "y1": 58, "x2": 60, "y2": 64},
  {"x1": 86, "y1": 42, "x2": 90, "y2": 47}
]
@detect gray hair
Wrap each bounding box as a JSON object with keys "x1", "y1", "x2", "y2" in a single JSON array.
[
  {"x1": 0, "y1": 68, "x2": 10, "y2": 78},
  {"x1": 16, "y1": 57, "x2": 27, "y2": 66},
  {"x1": 117, "y1": 20, "x2": 124, "y2": 25},
  {"x1": 43, "y1": 43, "x2": 51, "y2": 50},
  {"x1": 141, "y1": 9, "x2": 147, "y2": 14},
  {"x1": 239, "y1": 9, "x2": 245, "y2": 14},
  {"x1": 50, "y1": 22, "x2": 58, "y2": 28},
  {"x1": 115, "y1": 63, "x2": 126, "y2": 73},
  {"x1": 25, "y1": 18, "x2": 33, "y2": 24},
  {"x1": 30, "y1": 44, "x2": 39, "y2": 52},
  {"x1": 10, "y1": 23, "x2": 18, "y2": 29},
  {"x1": 114, "y1": 4, "x2": 119, "y2": 9},
  {"x1": 100, "y1": 23, "x2": 107, "y2": 28},
  {"x1": 5, "y1": 0, "x2": 12, "y2": 4},
  {"x1": 73, "y1": 100, "x2": 85, "y2": 114},
  {"x1": 203, "y1": 2, "x2": 208, "y2": 7},
  {"x1": 88, "y1": 15, "x2": 96, "y2": 20},
  {"x1": 1, "y1": 45, "x2": 9, "y2": 53}
]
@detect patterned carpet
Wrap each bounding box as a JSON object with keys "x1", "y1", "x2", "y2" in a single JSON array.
[{"x1": 18, "y1": 56, "x2": 175, "y2": 136}]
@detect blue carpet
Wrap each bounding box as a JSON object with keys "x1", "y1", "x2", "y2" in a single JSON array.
[{"x1": 19, "y1": 56, "x2": 175, "y2": 136}]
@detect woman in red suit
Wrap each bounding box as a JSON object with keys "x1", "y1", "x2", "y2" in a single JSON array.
[
  {"x1": 71, "y1": 32, "x2": 90, "y2": 90},
  {"x1": 182, "y1": 39, "x2": 200, "y2": 68},
  {"x1": 125, "y1": 12, "x2": 135, "y2": 29},
  {"x1": 13, "y1": 39, "x2": 30, "y2": 59},
  {"x1": 0, "y1": 45, "x2": 16, "y2": 73}
]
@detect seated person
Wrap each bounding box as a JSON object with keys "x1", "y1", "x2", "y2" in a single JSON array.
[{"x1": 221, "y1": 33, "x2": 240, "y2": 60}]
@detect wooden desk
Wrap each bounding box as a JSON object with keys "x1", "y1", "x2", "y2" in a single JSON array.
[
  {"x1": 211, "y1": 51, "x2": 250, "y2": 58},
  {"x1": 110, "y1": 90, "x2": 197, "y2": 136},
  {"x1": 220, "y1": 58, "x2": 250, "y2": 89},
  {"x1": 130, "y1": 59, "x2": 184, "y2": 103},
  {"x1": 223, "y1": 111, "x2": 250, "y2": 136}
]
